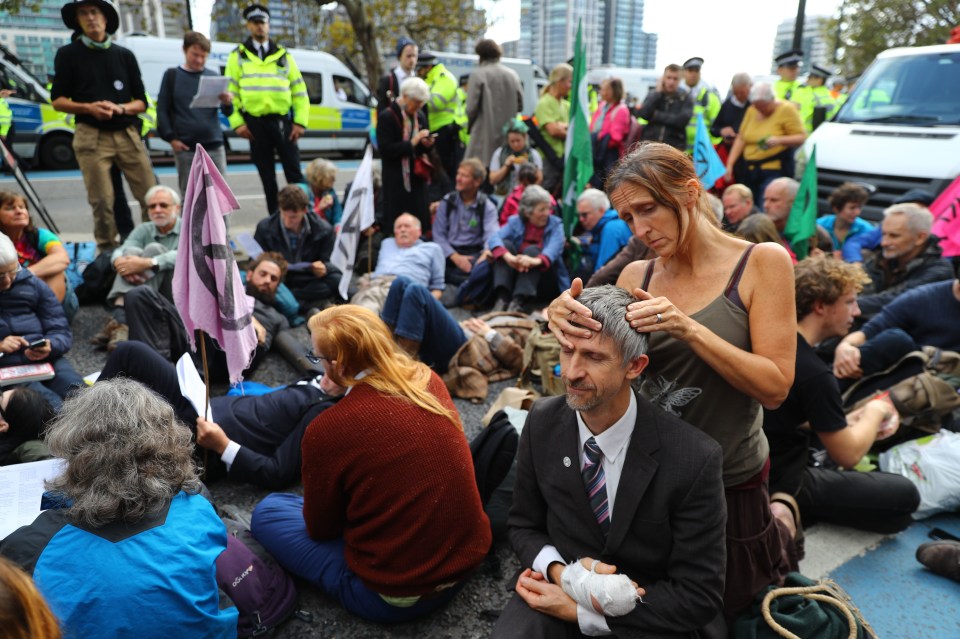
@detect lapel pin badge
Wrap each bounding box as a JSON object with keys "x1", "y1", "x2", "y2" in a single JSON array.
[{"x1": 563, "y1": 456, "x2": 572, "y2": 467}]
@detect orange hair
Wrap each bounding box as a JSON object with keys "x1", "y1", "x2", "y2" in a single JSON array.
[
  {"x1": 308, "y1": 305, "x2": 461, "y2": 430},
  {"x1": 0, "y1": 557, "x2": 62, "y2": 639}
]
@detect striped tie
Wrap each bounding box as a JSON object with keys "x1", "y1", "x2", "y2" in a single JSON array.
[{"x1": 582, "y1": 437, "x2": 610, "y2": 535}]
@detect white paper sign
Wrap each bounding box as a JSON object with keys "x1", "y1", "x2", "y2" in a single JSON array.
[
  {"x1": 189, "y1": 76, "x2": 230, "y2": 109},
  {"x1": 0, "y1": 458, "x2": 65, "y2": 540}
]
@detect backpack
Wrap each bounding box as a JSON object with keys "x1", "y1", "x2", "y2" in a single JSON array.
[
  {"x1": 519, "y1": 324, "x2": 564, "y2": 396},
  {"x1": 63, "y1": 241, "x2": 96, "y2": 291},
  {"x1": 470, "y1": 409, "x2": 520, "y2": 539},
  {"x1": 75, "y1": 251, "x2": 116, "y2": 305},
  {"x1": 216, "y1": 517, "x2": 304, "y2": 637},
  {"x1": 623, "y1": 114, "x2": 644, "y2": 155},
  {"x1": 843, "y1": 347, "x2": 960, "y2": 441}
]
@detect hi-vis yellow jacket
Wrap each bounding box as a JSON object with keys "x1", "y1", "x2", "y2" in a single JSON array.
[
  {"x1": 225, "y1": 40, "x2": 309, "y2": 129},
  {"x1": 424, "y1": 63, "x2": 459, "y2": 131}
]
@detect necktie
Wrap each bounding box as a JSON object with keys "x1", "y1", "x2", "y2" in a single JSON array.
[
  {"x1": 582, "y1": 437, "x2": 610, "y2": 535},
  {"x1": 258, "y1": 46, "x2": 265, "y2": 60}
]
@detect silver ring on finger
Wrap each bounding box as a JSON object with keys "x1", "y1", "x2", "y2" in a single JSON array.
[{"x1": 655, "y1": 312, "x2": 663, "y2": 324}]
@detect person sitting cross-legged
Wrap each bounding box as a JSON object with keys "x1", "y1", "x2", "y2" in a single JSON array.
[
  {"x1": 490, "y1": 285, "x2": 726, "y2": 638},
  {"x1": 250, "y1": 305, "x2": 492, "y2": 623},
  {"x1": 254, "y1": 184, "x2": 342, "y2": 312},
  {"x1": 764, "y1": 256, "x2": 920, "y2": 539}
]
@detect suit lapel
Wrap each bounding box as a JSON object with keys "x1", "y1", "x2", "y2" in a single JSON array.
[{"x1": 605, "y1": 393, "x2": 661, "y2": 554}]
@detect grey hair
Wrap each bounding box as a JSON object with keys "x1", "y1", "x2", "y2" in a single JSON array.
[
  {"x1": 769, "y1": 176, "x2": 799, "y2": 202},
  {"x1": 44, "y1": 378, "x2": 201, "y2": 528},
  {"x1": 577, "y1": 285, "x2": 648, "y2": 365},
  {"x1": 731, "y1": 72, "x2": 752, "y2": 87},
  {"x1": 749, "y1": 82, "x2": 775, "y2": 102},
  {"x1": 706, "y1": 192, "x2": 724, "y2": 221},
  {"x1": 400, "y1": 77, "x2": 430, "y2": 102},
  {"x1": 883, "y1": 203, "x2": 933, "y2": 235},
  {"x1": 517, "y1": 184, "x2": 553, "y2": 221},
  {"x1": 577, "y1": 188, "x2": 610, "y2": 213},
  {"x1": 0, "y1": 233, "x2": 17, "y2": 267},
  {"x1": 305, "y1": 157, "x2": 337, "y2": 192},
  {"x1": 394, "y1": 212, "x2": 422, "y2": 229},
  {"x1": 145, "y1": 184, "x2": 181, "y2": 207}
]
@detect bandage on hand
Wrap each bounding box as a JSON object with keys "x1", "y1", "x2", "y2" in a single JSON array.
[{"x1": 560, "y1": 560, "x2": 639, "y2": 617}]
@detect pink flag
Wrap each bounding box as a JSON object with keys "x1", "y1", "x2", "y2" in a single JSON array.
[
  {"x1": 172, "y1": 145, "x2": 258, "y2": 383},
  {"x1": 931, "y1": 175, "x2": 960, "y2": 257}
]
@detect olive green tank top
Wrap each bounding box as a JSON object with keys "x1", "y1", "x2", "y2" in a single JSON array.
[{"x1": 638, "y1": 245, "x2": 768, "y2": 486}]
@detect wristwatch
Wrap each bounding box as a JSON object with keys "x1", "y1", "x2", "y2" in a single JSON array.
[{"x1": 150, "y1": 257, "x2": 159, "y2": 271}]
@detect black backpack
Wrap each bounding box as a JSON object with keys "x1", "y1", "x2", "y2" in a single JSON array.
[{"x1": 470, "y1": 410, "x2": 520, "y2": 538}]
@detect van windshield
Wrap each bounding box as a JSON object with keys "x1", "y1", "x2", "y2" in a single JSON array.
[{"x1": 834, "y1": 50, "x2": 960, "y2": 125}]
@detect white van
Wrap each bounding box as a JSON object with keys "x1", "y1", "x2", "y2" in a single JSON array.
[
  {"x1": 118, "y1": 34, "x2": 373, "y2": 157},
  {"x1": 586, "y1": 67, "x2": 661, "y2": 106},
  {"x1": 803, "y1": 43, "x2": 960, "y2": 222},
  {"x1": 423, "y1": 51, "x2": 548, "y2": 115}
]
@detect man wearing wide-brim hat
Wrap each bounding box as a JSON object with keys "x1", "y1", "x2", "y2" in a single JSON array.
[{"x1": 51, "y1": 0, "x2": 156, "y2": 252}]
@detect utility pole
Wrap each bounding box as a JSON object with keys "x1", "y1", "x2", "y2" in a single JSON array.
[{"x1": 792, "y1": 0, "x2": 807, "y2": 52}]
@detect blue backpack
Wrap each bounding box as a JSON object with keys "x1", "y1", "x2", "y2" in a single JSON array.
[{"x1": 63, "y1": 241, "x2": 96, "y2": 291}]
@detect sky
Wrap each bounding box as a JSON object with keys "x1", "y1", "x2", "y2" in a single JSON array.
[{"x1": 482, "y1": 0, "x2": 843, "y2": 89}]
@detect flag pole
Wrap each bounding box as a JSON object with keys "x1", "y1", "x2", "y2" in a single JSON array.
[
  {"x1": 199, "y1": 330, "x2": 211, "y2": 479},
  {"x1": 367, "y1": 234, "x2": 373, "y2": 273}
]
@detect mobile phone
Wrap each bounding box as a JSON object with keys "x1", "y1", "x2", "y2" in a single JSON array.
[
  {"x1": 430, "y1": 132, "x2": 439, "y2": 138},
  {"x1": 26, "y1": 339, "x2": 47, "y2": 349},
  {"x1": 929, "y1": 527, "x2": 960, "y2": 542}
]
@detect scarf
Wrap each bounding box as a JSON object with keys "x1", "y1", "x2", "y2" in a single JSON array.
[
  {"x1": 394, "y1": 104, "x2": 419, "y2": 193},
  {"x1": 80, "y1": 34, "x2": 112, "y2": 50}
]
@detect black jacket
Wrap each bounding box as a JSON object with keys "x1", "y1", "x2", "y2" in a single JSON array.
[
  {"x1": 377, "y1": 101, "x2": 431, "y2": 232},
  {"x1": 254, "y1": 210, "x2": 341, "y2": 298},
  {"x1": 638, "y1": 90, "x2": 694, "y2": 151},
  {"x1": 860, "y1": 237, "x2": 954, "y2": 320}
]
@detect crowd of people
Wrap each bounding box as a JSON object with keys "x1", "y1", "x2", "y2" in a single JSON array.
[{"x1": 1, "y1": 1, "x2": 959, "y2": 636}]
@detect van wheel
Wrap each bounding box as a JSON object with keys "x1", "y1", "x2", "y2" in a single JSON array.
[{"x1": 39, "y1": 133, "x2": 78, "y2": 170}]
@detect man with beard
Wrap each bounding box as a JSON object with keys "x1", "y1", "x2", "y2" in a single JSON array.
[
  {"x1": 492, "y1": 285, "x2": 727, "y2": 638},
  {"x1": 118, "y1": 251, "x2": 292, "y2": 380}
]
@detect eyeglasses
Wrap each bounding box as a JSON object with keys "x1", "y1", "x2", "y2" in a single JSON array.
[
  {"x1": 0, "y1": 264, "x2": 22, "y2": 281},
  {"x1": 305, "y1": 353, "x2": 329, "y2": 366}
]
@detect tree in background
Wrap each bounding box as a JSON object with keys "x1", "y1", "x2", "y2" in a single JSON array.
[{"x1": 826, "y1": 0, "x2": 959, "y2": 75}]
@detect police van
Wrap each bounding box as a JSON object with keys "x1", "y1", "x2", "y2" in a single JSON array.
[
  {"x1": 119, "y1": 34, "x2": 374, "y2": 158},
  {"x1": 803, "y1": 43, "x2": 960, "y2": 221},
  {"x1": 0, "y1": 44, "x2": 77, "y2": 170}
]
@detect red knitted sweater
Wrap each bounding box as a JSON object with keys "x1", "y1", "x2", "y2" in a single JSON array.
[{"x1": 300, "y1": 371, "x2": 492, "y2": 597}]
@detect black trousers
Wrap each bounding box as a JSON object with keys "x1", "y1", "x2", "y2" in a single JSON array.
[
  {"x1": 796, "y1": 466, "x2": 920, "y2": 534},
  {"x1": 493, "y1": 240, "x2": 558, "y2": 301},
  {"x1": 433, "y1": 123, "x2": 463, "y2": 184},
  {"x1": 109, "y1": 162, "x2": 137, "y2": 240},
  {"x1": 246, "y1": 114, "x2": 305, "y2": 215}
]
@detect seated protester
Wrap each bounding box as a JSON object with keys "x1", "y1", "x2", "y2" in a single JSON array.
[
  {"x1": 0, "y1": 387, "x2": 56, "y2": 466},
  {"x1": 250, "y1": 306, "x2": 492, "y2": 623},
  {"x1": 488, "y1": 185, "x2": 570, "y2": 313},
  {"x1": 499, "y1": 162, "x2": 553, "y2": 226},
  {"x1": 586, "y1": 235, "x2": 653, "y2": 288},
  {"x1": 0, "y1": 234, "x2": 83, "y2": 408},
  {"x1": 721, "y1": 183, "x2": 760, "y2": 233},
  {"x1": 0, "y1": 556, "x2": 62, "y2": 639},
  {"x1": 858, "y1": 203, "x2": 952, "y2": 321},
  {"x1": 488, "y1": 117, "x2": 543, "y2": 199},
  {"x1": 737, "y1": 212, "x2": 798, "y2": 263},
  {"x1": 764, "y1": 257, "x2": 919, "y2": 537},
  {"x1": 491, "y1": 286, "x2": 726, "y2": 638},
  {"x1": 305, "y1": 158, "x2": 343, "y2": 227},
  {"x1": 834, "y1": 258, "x2": 960, "y2": 383},
  {"x1": 120, "y1": 252, "x2": 292, "y2": 381},
  {"x1": 0, "y1": 379, "x2": 238, "y2": 638},
  {"x1": 842, "y1": 189, "x2": 936, "y2": 263},
  {"x1": 254, "y1": 184, "x2": 342, "y2": 312},
  {"x1": 381, "y1": 276, "x2": 526, "y2": 382},
  {"x1": 92, "y1": 184, "x2": 182, "y2": 353},
  {"x1": 816, "y1": 182, "x2": 873, "y2": 259},
  {"x1": 98, "y1": 340, "x2": 343, "y2": 489},
  {"x1": 433, "y1": 157, "x2": 499, "y2": 286},
  {"x1": 0, "y1": 190, "x2": 74, "y2": 316},
  {"x1": 573, "y1": 188, "x2": 631, "y2": 280},
  {"x1": 350, "y1": 213, "x2": 445, "y2": 313}
]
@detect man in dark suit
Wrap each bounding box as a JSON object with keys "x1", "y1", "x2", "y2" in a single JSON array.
[{"x1": 492, "y1": 285, "x2": 727, "y2": 638}]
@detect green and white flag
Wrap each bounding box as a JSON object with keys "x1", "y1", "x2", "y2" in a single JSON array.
[{"x1": 561, "y1": 20, "x2": 593, "y2": 239}]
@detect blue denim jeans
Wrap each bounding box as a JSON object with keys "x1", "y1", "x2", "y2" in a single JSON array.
[
  {"x1": 251, "y1": 493, "x2": 462, "y2": 623},
  {"x1": 23, "y1": 356, "x2": 85, "y2": 410},
  {"x1": 380, "y1": 276, "x2": 466, "y2": 373}
]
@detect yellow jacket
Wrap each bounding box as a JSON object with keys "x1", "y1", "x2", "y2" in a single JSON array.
[
  {"x1": 424, "y1": 63, "x2": 460, "y2": 131},
  {"x1": 225, "y1": 40, "x2": 309, "y2": 129}
]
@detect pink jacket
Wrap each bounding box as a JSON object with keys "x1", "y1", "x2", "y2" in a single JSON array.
[{"x1": 589, "y1": 101, "x2": 631, "y2": 155}]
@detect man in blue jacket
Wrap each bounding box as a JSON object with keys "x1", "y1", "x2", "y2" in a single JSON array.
[{"x1": 575, "y1": 188, "x2": 632, "y2": 281}]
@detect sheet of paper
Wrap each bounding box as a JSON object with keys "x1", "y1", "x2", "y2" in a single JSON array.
[
  {"x1": 176, "y1": 353, "x2": 213, "y2": 420},
  {"x1": 0, "y1": 458, "x2": 64, "y2": 540},
  {"x1": 189, "y1": 76, "x2": 230, "y2": 109},
  {"x1": 234, "y1": 233, "x2": 263, "y2": 260}
]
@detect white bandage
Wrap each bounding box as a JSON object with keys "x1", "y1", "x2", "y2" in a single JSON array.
[{"x1": 560, "y1": 560, "x2": 639, "y2": 617}]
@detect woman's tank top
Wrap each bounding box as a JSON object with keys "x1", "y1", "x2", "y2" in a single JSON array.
[{"x1": 638, "y1": 245, "x2": 768, "y2": 486}]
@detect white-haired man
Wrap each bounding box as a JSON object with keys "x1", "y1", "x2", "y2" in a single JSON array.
[{"x1": 575, "y1": 188, "x2": 632, "y2": 280}]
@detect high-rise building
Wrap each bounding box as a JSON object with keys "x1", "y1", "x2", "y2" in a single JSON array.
[
  {"x1": 519, "y1": 0, "x2": 657, "y2": 71},
  {"x1": 771, "y1": 15, "x2": 833, "y2": 73}
]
